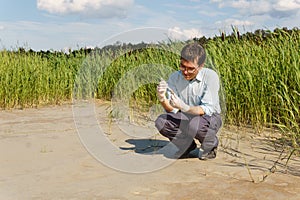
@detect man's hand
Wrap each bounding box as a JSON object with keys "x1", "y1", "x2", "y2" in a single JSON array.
[
  {"x1": 157, "y1": 80, "x2": 168, "y2": 102},
  {"x1": 170, "y1": 93, "x2": 190, "y2": 112}
]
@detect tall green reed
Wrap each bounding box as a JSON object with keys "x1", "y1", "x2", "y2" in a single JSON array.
[
  {"x1": 0, "y1": 50, "x2": 82, "y2": 108},
  {"x1": 206, "y1": 28, "x2": 299, "y2": 148}
]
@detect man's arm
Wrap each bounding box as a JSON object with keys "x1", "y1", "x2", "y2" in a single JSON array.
[
  {"x1": 169, "y1": 93, "x2": 205, "y2": 115},
  {"x1": 198, "y1": 70, "x2": 220, "y2": 116},
  {"x1": 184, "y1": 106, "x2": 205, "y2": 115},
  {"x1": 160, "y1": 99, "x2": 174, "y2": 112}
]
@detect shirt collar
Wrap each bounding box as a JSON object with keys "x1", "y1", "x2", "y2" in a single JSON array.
[{"x1": 195, "y1": 68, "x2": 205, "y2": 82}]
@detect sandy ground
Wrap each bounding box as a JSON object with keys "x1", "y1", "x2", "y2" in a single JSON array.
[{"x1": 0, "y1": 103, "x2": 299, "y2": 200}]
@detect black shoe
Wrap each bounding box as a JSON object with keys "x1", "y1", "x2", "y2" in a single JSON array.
[
  {"x1": 175, "y1": 141, "x2": 197, "y2": 159},
  {"x1": 199, "y1": 147, "x2": 217, "y2": 160}
]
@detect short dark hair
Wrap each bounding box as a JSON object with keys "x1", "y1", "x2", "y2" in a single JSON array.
[{"x1": 180, "y1": 43, "x2": 206, "y2": 66}]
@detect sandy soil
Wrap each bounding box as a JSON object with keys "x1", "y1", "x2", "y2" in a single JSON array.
[{"x1": 0, "y1": 103, "x2": 299, "y2": 200}]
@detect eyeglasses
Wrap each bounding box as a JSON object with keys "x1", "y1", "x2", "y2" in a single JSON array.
[{"x1": 179, "y1": 64, "x2": 198, "y2": 73}]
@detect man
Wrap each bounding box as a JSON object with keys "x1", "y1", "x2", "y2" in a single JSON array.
[{"x1": 155, "y1": 42, "x2": 222, "y2": 160}]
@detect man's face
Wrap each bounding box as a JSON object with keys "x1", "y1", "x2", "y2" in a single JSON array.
[{"x1": 179, "y1": 59, "x2": 200, "y2": 81}]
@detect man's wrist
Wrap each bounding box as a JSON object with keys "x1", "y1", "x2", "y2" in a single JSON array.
[
  {"x1": 159, "y1": 97, "x2": 166, "y2": 102},
  {"x1": 180, "y1": 104, "x2": 190, "y2": 112}
]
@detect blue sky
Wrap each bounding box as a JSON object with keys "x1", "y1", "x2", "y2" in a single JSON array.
[{"x1": 0, "y1": 0, "x2": 299, "y2": 51}]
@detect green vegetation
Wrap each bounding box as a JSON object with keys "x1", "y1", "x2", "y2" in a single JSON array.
[
  {"x1": 0, "y1": 50, "x2": 82, "y2": 108},
  {"x1": 0, "y1": 28, "x2": 299, "y2": 150},
  {"x1": 206, "y1": 28, "x2": 299, "y2": 149}
]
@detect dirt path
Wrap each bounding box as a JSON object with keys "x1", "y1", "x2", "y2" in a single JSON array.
[{"x1": 0, "y1": 104, "x2": 299, "y2": 200}]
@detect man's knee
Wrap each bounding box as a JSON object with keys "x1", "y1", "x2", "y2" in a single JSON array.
[
  {"x1": 155, "y1": 115, "x2": 166, "y2": 132},
  {"x1": 189, "y1": 115, "x2": 210, "y2": 136}
]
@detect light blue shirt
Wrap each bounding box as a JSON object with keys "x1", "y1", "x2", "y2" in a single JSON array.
[{"x1": 167, "y1": 68, "x2": 221, "y2": 116}]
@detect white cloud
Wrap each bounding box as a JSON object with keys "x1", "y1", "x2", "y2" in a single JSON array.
[
  {"x1": 230, "y1": 0, "x2": 250, "y2": 8},
  {"x1": 216, "y1": 18, "x2": 254, "y2": 27},
  {"x1": 168, "y1": 27, "x2": 203, "y2": 40},
  {"x1": 0, "y1": 26, "x2": 4, "y2": 30},
  {"x1": 211, "y1": 0, "x2": 300, "y2": 17},
  {"x1": 214, "y1": 18, "x2": 255, "y2": 35},
  {"x1": 37, "y1": 0, "x2": 134, "y2": 18},
  {"x1": 273, "y1": 0, "x2": 300, "y2": 11},
  {"x1": 209, "y1": 0, "x2": 223, "y2": 3}
]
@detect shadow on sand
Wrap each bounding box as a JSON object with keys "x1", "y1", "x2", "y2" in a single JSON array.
[{"x1": 119, "y1": 139, "x2": 199, "y2": 159}]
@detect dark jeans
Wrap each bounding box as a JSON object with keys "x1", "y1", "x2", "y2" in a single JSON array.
[{"x1": 155, "y1": 112, "x2": 222, "y2": 153}]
